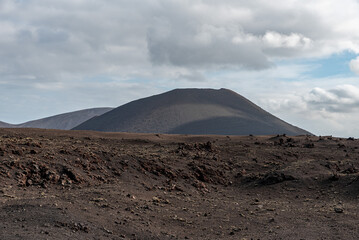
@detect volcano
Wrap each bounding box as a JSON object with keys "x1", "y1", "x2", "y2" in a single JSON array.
[{"x1": 73, "y1": 88, "x2": 310, "y2": 136}]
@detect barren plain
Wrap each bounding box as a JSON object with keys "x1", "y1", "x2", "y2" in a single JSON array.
[{"x1": 0, "y1": 128, "x2": 358, "y2": 239}]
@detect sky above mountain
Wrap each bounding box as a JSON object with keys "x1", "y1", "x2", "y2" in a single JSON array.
[{"x1": 1, "y1": 0, "x2": 359, "y2": 137}]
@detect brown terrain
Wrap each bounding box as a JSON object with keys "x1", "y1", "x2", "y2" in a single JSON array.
[{"x1": 1, "y1": 128, "x2": 359, "y2": 239}]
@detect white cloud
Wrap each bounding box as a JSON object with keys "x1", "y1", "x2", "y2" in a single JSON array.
[
  {"x1": 261, "y1": 84, "x2": 359, "y2": 116},
  {"x1": 256, "y1": 83, "x2": 359, "y2": 137},
  {"x1": 0, "y1": 0, "x2": 358, "y2": 82},
  {"x1": 1, "y1": 0, "x2": 359, "y2": 136},
  {"x1": 305, "y1": 85, "x2": 359, "y2": 112},
  {"x1": 263, "y1": 31, "x2": 312, "y2": 49},
  {"x1": 350, "y1": 57, "x2": 359, "y2": 74}
]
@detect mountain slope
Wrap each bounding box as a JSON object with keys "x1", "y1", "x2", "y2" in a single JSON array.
[
  {"x1": 18, "y1": 108, "x2": 114, "y2": 130},
  {"x1": 0, "y1": 121, "x2": 12, "y2": 128},
  {"x1": 0, "y1": 108, "x2": 113, "y2": 130},
  {"x1": 73, "y1": 88, "x2": 310, "y2": 136}
]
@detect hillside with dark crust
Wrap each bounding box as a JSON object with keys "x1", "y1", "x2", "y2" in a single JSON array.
[
  {"x1": 74, "y1": 88, "x2": 311, "y2": 136},
  {"x1": 1, "y1": 108, "x2": 113, "y2": 130},
  {"x1": 0, "y1": 121, "x2": 11, "y2": 128},
  {"x1": 1, "y1": 128, "x2": 359, "y2": 239}
]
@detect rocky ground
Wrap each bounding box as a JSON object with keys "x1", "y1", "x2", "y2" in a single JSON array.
[{"x1": 0, "y1": 128, "x2": 359, "y2": 239}]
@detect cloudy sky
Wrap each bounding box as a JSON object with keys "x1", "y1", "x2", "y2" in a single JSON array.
[{"x1": 1, "y1": 0, "x2": 359, "y2": 137}]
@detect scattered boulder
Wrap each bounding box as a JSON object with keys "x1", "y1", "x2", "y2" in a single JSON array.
[
  {"x1": 304, "y1": 143, "x2": 315, "y2": 148},
  {"x1": 334, "y1": 207, "x2": 344, "y2": 213},
  {"x1": 241, "y1": 171, "x2": 296, "y2": 186},
  {"x1": 258, "y1": 172, "x2": 296, "y2": 185}
]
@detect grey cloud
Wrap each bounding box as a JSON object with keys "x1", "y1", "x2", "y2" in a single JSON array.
[
  {"x1": 16, "y1": 30, "x2": 33, "y2": 42},
  {"x1": 145, "y1": 1, "x2": 342, "y2": 69},
  {"x1": 0, "y1": 0, "x2": 153, "y2": 82},
  {"x1": 146, "y1": 2, "x2": 272, "y2": 69},
  {"x1": 147, "y1": 30, "x2": 272, "y2": 69},
  {"x1": 36, "y1": 28, "x2": 69, "y2": 44},
  {"x1": 1, "y1": 0, "x2": 359, "y2": 125},
  {"x1": 175, "y1": 71, "x2": 207, "y2": 82},
  {"x1": 0, "y1": 0, "x2": 358, "y2": 85},
  {"x1": 305, "y1": 86, "x2": 359, "y2": 113},
  {"x1": 244, "y1": 4, "x2": 328, "y2": 38},
  {"x1": 350, "y1": 57, "x2": 359, "y2": 74},
  {"x1": 148, "y1": 0, "x2": 359, "y2": 69}
]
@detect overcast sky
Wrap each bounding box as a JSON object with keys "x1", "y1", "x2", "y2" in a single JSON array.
[{"x1": 1, "y1": 0, "x2": 359, "y2": 137}]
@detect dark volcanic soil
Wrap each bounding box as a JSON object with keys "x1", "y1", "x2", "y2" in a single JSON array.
[{"x1": 0, "y1": 128, "x2": 359, "y2": 240}]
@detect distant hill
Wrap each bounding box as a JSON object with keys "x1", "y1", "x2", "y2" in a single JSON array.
[
  {"x1": 1, "y1": 108, "x2": 113, "y2": 130},
  {"x1": 0, "y1": 121, "x2": 12, "y2": 128},
  {"x1": 73, "y1": 88, "x2": 311, "y2": 136}
]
